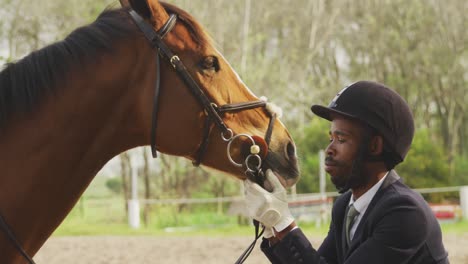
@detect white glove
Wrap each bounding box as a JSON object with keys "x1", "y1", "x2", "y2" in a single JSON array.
[
  {"x1": 263, "y1": 226, "x2": 275, "y2": 239},
  {"x1": 244, "y1": 170, "x2": 295, "y2": 232}
]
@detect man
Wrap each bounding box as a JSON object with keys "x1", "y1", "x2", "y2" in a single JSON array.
[{"x1": 244, "y1": 81, "x2": 449, "y2": 263}]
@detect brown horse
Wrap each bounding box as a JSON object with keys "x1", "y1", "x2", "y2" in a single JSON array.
[{"x1": 0, "y1": 0, "x2": 299, "y2": 262}]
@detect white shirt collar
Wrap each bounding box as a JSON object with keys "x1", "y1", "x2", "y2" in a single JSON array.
[{"x1": 348, "y1": 171, "x2": 389, "y2": 214}]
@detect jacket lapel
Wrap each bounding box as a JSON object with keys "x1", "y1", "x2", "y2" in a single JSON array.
[
  {"x1": 333, "y1": 191, "x2": 352, "y2": 262},
  {"x1": 345, "y1": 171, "x2": 401, "y2": 255}
]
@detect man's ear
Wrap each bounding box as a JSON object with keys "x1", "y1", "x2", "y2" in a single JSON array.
[{"x1": 369, "y1": 135, "x2": 384, "y2": 156}]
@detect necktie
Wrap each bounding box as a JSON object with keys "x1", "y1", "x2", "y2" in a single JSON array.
[{"x1": 345, "y1": 204, "x2": 359, "y2": 246}]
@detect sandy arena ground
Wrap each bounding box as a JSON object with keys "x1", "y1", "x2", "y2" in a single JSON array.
[{"x1": 34, "y1": 234, "x2": 467, "y2": 264}]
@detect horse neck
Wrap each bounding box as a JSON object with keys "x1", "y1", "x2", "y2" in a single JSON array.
[{"x1": 0, "y1": 39, "x2": 155, "y2": 259}]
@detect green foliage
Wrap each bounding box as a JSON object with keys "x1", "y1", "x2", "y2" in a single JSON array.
[
  {"x1": 56, "y1": 196, "x2": 468, "y2": 236},
  {"x1": 294, "y1": 122, "x2": 459, "y2": 195},
  {"x1": 57, "y1": 198, "x2": 247, "y2": 236},
  {"x1": 149, "y1": 205, "x2": 237, "y2": 229},
  {"x1": 338, "y1": 0, "x2": 467, "y2": 158},
  {"x1": 297, "y1": 153, "x2": 320, "y2": 193},
  {"x1": 294, "y1": 118, "x2": 334, "y2": 193},
  {"x1": 397, "y1": 129, "x2": 450, "y2": 188},
  {"x1": 1, "y1": 0, "x2": 465, "y2": 203},
  {"x1": 439, "y1": 220, "x2": 468, "y2": 234},
  {"x1": 82, "y1": 175, "x2": 115, "y2": 198},
  {"x1": 195, "y1": 174, "x2": 241, "y2": 198},
  {"x1": 453, "y1": 156, "x2": 468, "y2": 185},
  {"x1": 105, "y1": 177, "x2": 122, "y2": 195},
  {"x1": 296, "y1": 118, "x2": 330, "y2": 156}
]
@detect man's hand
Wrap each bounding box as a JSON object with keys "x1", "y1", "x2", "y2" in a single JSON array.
[{"x1": 244, "y1": 170, "x2": 295, "y2": 232}]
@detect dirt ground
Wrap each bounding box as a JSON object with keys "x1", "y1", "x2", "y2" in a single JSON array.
[{"x1": 34, "y1": 234, "x2": 467, "y2": 264}]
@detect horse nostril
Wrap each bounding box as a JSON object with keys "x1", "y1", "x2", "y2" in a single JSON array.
[{"x1": 286, "y1": 141, "x2": 296, "y2": 159}]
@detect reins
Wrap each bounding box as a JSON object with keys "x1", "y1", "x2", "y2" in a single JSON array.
[
  {"x1": 0, "y1": 8, "x2": 278, "y2": 264},
  {"x1": 130, "y1": 9, "x2": 277, "y2": 264},
  {"x1": 128, "y1": 9, "x2": 279, "y2": 263},
  {"x1": 0, "y1": 212, "x2": 36, "y2": 264},
  {"x1": 128, "y1": 10, "x2": 271, "y2": 166}
]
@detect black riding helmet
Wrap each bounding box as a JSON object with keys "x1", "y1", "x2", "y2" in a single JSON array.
[{"x1": 311, "y1": 81, "x2": 415, "y2": 168}]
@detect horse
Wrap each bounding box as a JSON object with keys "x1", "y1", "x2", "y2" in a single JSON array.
[{"x1": 0, "y1": 0, "x2": 299, "y2": 262}]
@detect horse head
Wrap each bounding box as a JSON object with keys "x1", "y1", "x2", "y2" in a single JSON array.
[
  {"x1": 0, "y1": 1, "x2": 301, "y2": 261},
  {"x1": 122, "y1": 0, "x2": 300, "y2": 186}
]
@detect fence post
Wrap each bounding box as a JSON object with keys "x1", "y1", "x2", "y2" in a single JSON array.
[
  {"x1": 128, "y1": 166, "x2": 140, "y2": 228},
  {"x1": 460, "y1": 186, "x2": 468, "y2": 220}
]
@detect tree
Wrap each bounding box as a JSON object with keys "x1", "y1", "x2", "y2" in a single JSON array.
[
  {"x1": 119, "y1": 152, "x2": 131, "y2": 216},
  {"x1": 337, "y1": 0, "x2": 467, "y2": 168},
  {"x1": 397, "y1": 129, "x2": 450, "y2": 188},
  {"x1": 105, "y1": 177, "x2": 122, "y2": 195},
  {"x1": 1, "y1": 0, "x2": 465, "y2": 200},
  {"x1": 294, "y1": 118, "x2": 331, "y2": 193}
]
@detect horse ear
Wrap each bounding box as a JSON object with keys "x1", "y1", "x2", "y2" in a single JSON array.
[
  {"x1": 119, "y1": 0, "x2": 130, "y2": 7},
  {"x1": 128, "y1": 0, "x2": 154, "y2": 19}
]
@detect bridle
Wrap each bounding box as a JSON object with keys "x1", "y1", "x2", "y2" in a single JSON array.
[
  {"x1": 128, "y1": 10, "x2": 276, "y2": 168},
  {"x1": 0, "y1": 213, "x2": 36, "y2": 263},
  {"x1": 128, "y1": 9, "x2": 276, "y2": 264},
  {"x1": 0, "y1": 9, "x2": 277, "y2": 264}
]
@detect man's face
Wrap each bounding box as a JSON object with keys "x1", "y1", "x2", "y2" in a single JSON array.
[{"x1": 324, "y1": 115, "x2": 365, "y2": 191}]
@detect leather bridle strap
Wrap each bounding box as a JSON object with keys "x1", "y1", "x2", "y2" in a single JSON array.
[
  {"x1": 0, "y1": 10, "x2": 274, "y2": 264},
  {"x1": 129, "y1": 10, "x2": 270, "y2": 165},
  {"x1": 129, "y1": 10, "x2": 229, "y2": 132},
  {"x1": 264, "y1": 113, "x2": 276, "y2": 145},
  {"x1": 0, "y1": 212, "x2": 36, "y2": 264},
  {"x1": 129, "y1": 9, "x2": 279, "y2": 264},
  {"x1": 161, "y1": 49, "x2": 231, "y2": 135},
  {"x1": 129, "y1": 10, "x2": 231, "y2": 157},
  {"x1": 192, "y1": 100, "x2": 269, "y2": 167},
  {"x1": 149, "y1": 15, "x2": 179, "y2": 157},
  {"x1": 128, "y1": 11, "x2": 177, "y2": 158},
  {"x1": 150, "y1": 49, "x2": 161, "y2": 157},
  {"x1": 217, "y1": 101, "x2": 266, "y2": 113}
]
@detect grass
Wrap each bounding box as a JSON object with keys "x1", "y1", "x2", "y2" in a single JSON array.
[
  {"x1": 55, "y1": 222, "x2": 261, "y2": 237},
  {"x1": 54, "y1": 202, "x2": 468, "y2": 238},
  {"x1": 53, "y1": 197, "x2": 259, "y2": 237},
  {"x1": 53, "y1": 197, "x2": 332, "y2": 237},
  {"x1": 440, "y1": 220, "x2": 468, "y2": 234},
  {"x1": 55, "y1": 218, "x2": 468, "y2": 238},
  {"x1": 54, "y1": 178, "x2": 468, "y2": 238}
]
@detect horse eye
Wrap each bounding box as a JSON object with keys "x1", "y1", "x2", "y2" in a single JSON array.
[{"x1": 200, "y1": 56, "x2": 220, "y2": 72}]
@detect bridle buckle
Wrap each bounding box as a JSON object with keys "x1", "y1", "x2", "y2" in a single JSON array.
[{"x1": 170, "y1": 55, "x2": 180, "y2": 68}]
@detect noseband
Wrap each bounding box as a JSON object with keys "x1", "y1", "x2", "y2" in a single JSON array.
[
  {"x1": 128, "y1": 10, "x2": 277, "y2": 173},
  {"x1": 0, "y1": 9, "x2": 278, "y2": 264},
  {"x1": 129, "y1": 10, "x2": 278, "y2": 264}
]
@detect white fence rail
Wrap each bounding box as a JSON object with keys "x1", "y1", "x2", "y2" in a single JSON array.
[
  {"x1": 123, "y1": 186, "x2": 464, "y2": 206},
  {"x1": 120, "y1": 185, "x2": 468, "y2": 228}
]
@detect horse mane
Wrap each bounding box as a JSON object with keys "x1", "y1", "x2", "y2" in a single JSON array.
[
  {"x1": 0, "y1": 3, "x2": 212, "y2": 131},
  {"x1": 0, "y1": 8, "x2": 138, "y2": 130}
]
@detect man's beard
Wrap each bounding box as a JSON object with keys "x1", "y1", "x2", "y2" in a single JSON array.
[
  {"x1": 327, "y1": 151, "x2": 370, "y2": 193},
  {"x1": 334, "y1": 159, "x2": 368, "y2": 193}
]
